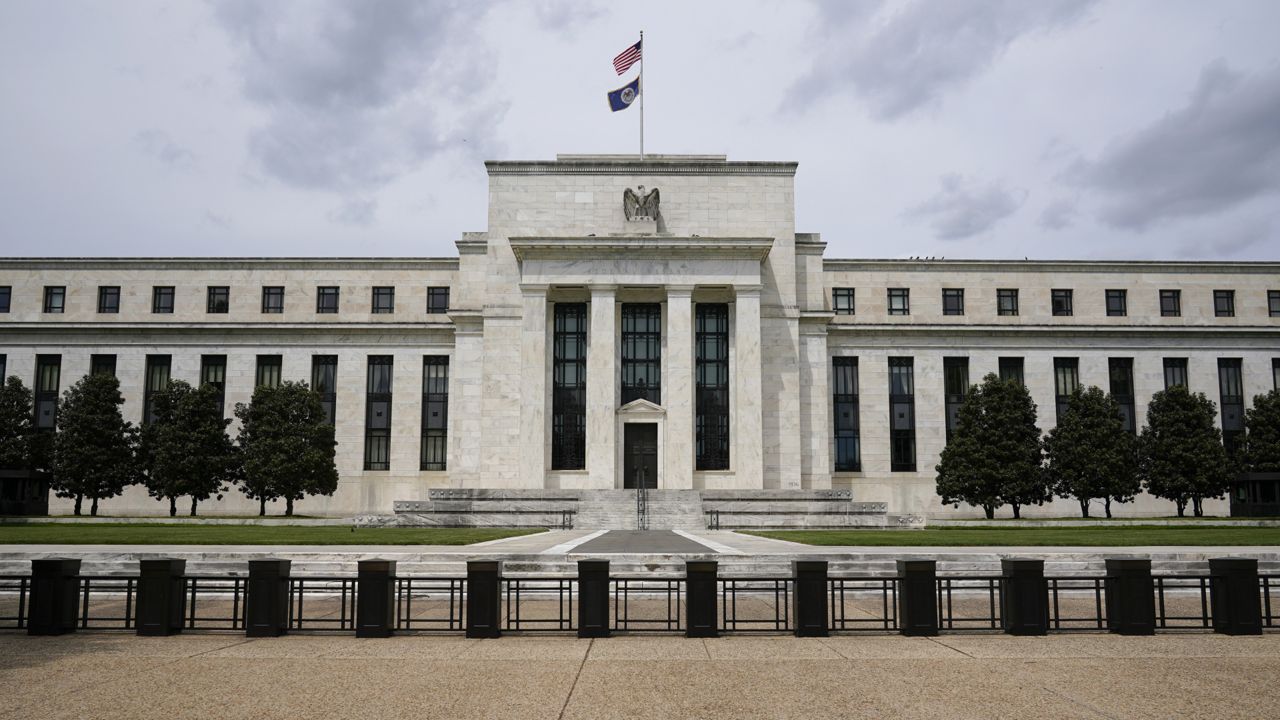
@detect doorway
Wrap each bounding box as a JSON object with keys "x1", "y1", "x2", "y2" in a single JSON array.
[{"x1": 623, "y1": 423, "x2": 658, "y2": 489}]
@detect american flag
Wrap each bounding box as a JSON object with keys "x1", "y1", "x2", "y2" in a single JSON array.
[{"x1": 613, "y1": 40, "x2": 642, "y2": 75}]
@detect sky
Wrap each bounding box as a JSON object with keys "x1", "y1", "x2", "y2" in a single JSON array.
[{"x1": 1, "y1": 0, "x2": 1278, "y2": 261}]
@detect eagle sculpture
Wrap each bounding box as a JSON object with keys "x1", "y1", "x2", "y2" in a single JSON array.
[{"x1": 623, "y1": 185, "x2": 660, "y2": 221}]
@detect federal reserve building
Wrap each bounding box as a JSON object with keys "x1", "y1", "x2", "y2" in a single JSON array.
[{"x1": 2, "y1": 154, "x2": 1278, "y2": 521}]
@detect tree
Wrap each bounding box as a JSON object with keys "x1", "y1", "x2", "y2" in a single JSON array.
[
  {"x1": 51, "y1": 374, "x2": 140, "y2": 516},
  {"x1": 1243, "y1": 389, "x2": 1280, "y2": 473},
  {"x1": 1138, "y1": 385, "x2": 1231, "y2": 517},
  {"x1": 235, "y1": 381, "x2": 337, "y2": 516},
  {"x1": 1044, "y1": 385, "x2": 1139, "y2": 518},
  {"x1": 141, "y1": 380, "x2": 239, "y2": 516},
  {"x1": 937, "y1": 373, "x2": 1047, "y2": 519},
  {"x1": 0, "y1": 376, "x2": 36, "y2": 472}
]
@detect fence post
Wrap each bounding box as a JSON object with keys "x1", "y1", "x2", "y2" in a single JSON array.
[
  {"x1": 245, "y1": 559, "x2": 291, "y2": 637},
  {"x1": 135, "y1": 559, "x2": 186, "y2": 636},
  {"x1": 1105, "y1": 558, "x2": 1155, "y2": 635},
  {"x1": 356, "y1": 559, "x2": 397, "y2": 638},
  {"x1": 466, "y1": 560, "x2": 502, "y2": 639},
  {"x1": 685, "y1": 560, "x2": 719, "y2": 638},
  {"x1": 28, "y1": 558, "x2": 81, "y2": 636},
  {"x1": 577, "y1": 560, "x2": 611, "y2": 638},
  {"x1": 793, "y1": 560, "x2": 829, "y2": 637},
  {"x1": 897, "y1": 559, "x2": 939, "y2": 637},
  {"x1": 1000, "y1": 559, "x2": 1048, "y2": 636},
  {"x1": 1209, "y1": 557, "x2": 1262, "y2": 636}
]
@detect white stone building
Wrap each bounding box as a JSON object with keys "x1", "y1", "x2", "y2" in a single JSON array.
[{"x1": 1, "y1": 154, "x2": 1277, "y2": 519}]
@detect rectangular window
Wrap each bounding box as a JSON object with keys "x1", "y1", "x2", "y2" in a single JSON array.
[
  {"x1": 1105, "y1": 289, "x2": 1127, "y2": 317},
  {"x1": 420, "y1": 356, "x2": 449, "y2": 471},
  {"x1": 207, "y1": 286, "x2": 229, "y2": 314},
  {"x1": 621, "y1": 303, "x2": 662, "y2": 405},
  {"x1": 255, "y1": 355, "x2": 282, "y2": 389},
  {"x1": 316, "y1": 286, "x2": 340, "y2": 314},
  {"x1": 888, "y1": 357, "x2": 916, "y2": 472},
  {"x1": 152, "y1": 286, "x2": 174, "y2": 314},
  {"x1": 552, "y1": 303, "x2": 588, "y2": 470},
  {"x1": 0, "y1": 286, "x2": 10, "y2": 313},
  {"x1": 1163, "y1": 358, "x2": 1189, "y2": 389},
  {"x1": 832, "y1": 288, "x2": 855, "y2": 315},
  {"x1": 943, "y1": 357, "x2": 970, "y2": 443},
  {"x1": 998, "y1": 357, "x2": 1024, "y2": 385},
  {"x1": 1160, "y1": 289, "x2": 1181, "y2": 317},
  {"x1": 97, "y1": 286, "x2": 120, "y2": 314},
  {"x1": 1273, "y1": 358, "x2": 1279, "y2": 391},
  {"x1": 34, "y1": 355, "x2": 61, "y2": 431},
  {"x1": 311, "y1": 355, "x2": 338, "y2": 426},
  {"x1": 695, "y1": 303, "x2": 730, "y2": 471},
  {"x1": 0, "y1": 354, "x2": 5, "y2": 380},
  {"x1": 1214, "y1": 290, "x2": 1235, "y2": 317},
  {"x1": 201, "y1": 354, "x2": 227, "y2": 417},
  {"x1": 372, "y1": 287, "x2": 395, "y2": 314},
  {"x1": 1108, "y1": 358, "x2": 1136, "y2": 434},
  {"x1": 143, "y1": 354, "x2": 170, "y2": 426},
  {"x1": 90, "y1": 354, "x2": 117, "y2": 377},
  {"x1": 997, "y1": 288, "x2": 1019, "y2": 316},
  {"x1": 427, "y1": 287, "x2": 450, "y2": 314},
  {"x1": 1053, "y1": 357, "x2": 1080, "y2": 421},
  {"x1": 942, "y1": 289, "x2": 965, "y2": 316},
  {"x1": 1051, "y1": 289, "x2": 1073, "y2": 316},
  {"x1": 833, "y1": 357, "x2": 860, "y2": 472},
  {"x1": 364, "y1": 356, "x2": 393, "y2": 471},
  {"x1": 1218, "y1": 359, "x2": 1244, "y2": 458},
  {"x1": 1269, "y1": 290, "x2": 1280, "y2": 318},
  {"x1": 887, "y1": 288, "x2": 910, "y2": 316},
  {"x1": 43, "y1": 286, "x2": 65, "y2": 313},
  {"x1": 261, "y1": 286, "x2": 284, "y2": 314}
]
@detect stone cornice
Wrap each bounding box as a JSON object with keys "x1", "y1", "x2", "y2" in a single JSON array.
[
  {"x1": 0, "y1": 257, "x2": 459, "y2": 271},
  {"x1": 0, "y1": 321, "x2": 455, "y2": 334},
  {"x1": 828, "y1": 323, "x2": 1280, "y2": 337},
  {"x1": 508, "y1": 236, "x2": 774, "y2": 262},
  {"x1": 823, "y1": 258, "x2": 1280, "y2": 274},
  {"x1": 487, "y1": 157, "x2": 797, "y2": 177}
]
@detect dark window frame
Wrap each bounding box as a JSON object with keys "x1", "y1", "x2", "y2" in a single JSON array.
[
  {"x1": 888, "y1": 357, "x2": 916, "y2": 472},
  {"x1": 311, "y1": 355, "x2": 338, "y2": 426},
  {"x1": 200, "y1": 354, "x2": 227, "y2": 417},
  {"x1": 1218, "y1": 358, "x2": 1244, "y2": 459},
  {"x1": 1051, "y1": 289, "x2": 1073, "y2": 317},
  {"x1": 207, "y1": 286, "x2": 229, "y2": 314},
  {"x1": 316, "y1": 286, "x2": 340, "y2": 314},
  {"x1": 34, "y1": 354, "x2": 61, "y2": 431},
  {"x1": 427, "y1": 287, "x2": 450, "y2": 314},
  {"x1": 887, "y1": 288, "x2": 910, "y2": 316},
  {"x1": 420, "y1": 356, "x2": 449, "y2": 471},
  {"x1": 152, "y1": 286, "x2": 175, "y2": 314},
  {"x1": 832, "y1": 288, "x2": 855, "y2": 315},
  {"x1": 89, "y1": 354, "x2": 117, "y2": 377},
  {"x1": 552, "y1": 303, "x2": 588, "y2": 470},
  {"x1": 695, "y1": 303, "x2": 730, "y2": 471},
  {"x1": 372, "y1": 286, "x2": 395, "y2": 314},
  {"x1": 833, "y1": 357, "x2": 860, "y2": 472},
  {"x1": 997, "y1": 288, "x2": 1019, "y2": 317},
  {"x1": 942, "y1": 289, "x2": 965, "y2": 316},
  {"x1": 943, "y1": 357, "x2": 969, "y2": 443},
  {"x1": 1159, "y1": 289, "x2": 1181, "y2": 317},
  {"x1": 143, "y1": 354, "x2": 171, "y2": 427},
  {"x1": 1269, "y1": 290, "x2": 1280, "y2": 318},
  {"x1": 364, "y1": 355, "x2": 394, "y2": 471},
  {"x1": 1214, "y1": 289, "x2": 1235, "y2": 318},
  {"x1": 0, "y1": 285, "x2": 10, "y2": 313},
  {"x1": 1272, "y1": 358, "x2": 1279, "y2": 391},
  {"x1": 43, "y1": 286, "x2": 66, "y2": 314},
  {"x1": 97, "y1": 286, "x2": 120, "y2": 314},
  {"x1": 1105, "y1": 289, "x2": 1127, "y2": 317},
  {"x1": 1163, "y1": 358, "x2": 1189, "y2": 390},
  {"x1": 255, "y1": 354, "x2": 282, "y2": 389},
  {"x1": 261, "y1": 286, "x2": 285, "y2": 314},
  {"x1": 621, "y1": 303, "x2": 662, "y2": 405},
  {"x1": 998, "y1": 357, "x2": 1024, "y2": 386},
  {"x1": 1108, "y1": 357, "x2": 1136, "y2": 434},
  {"x1": 1053, "y1": 357, "x2": 1080, "y2": 421}
]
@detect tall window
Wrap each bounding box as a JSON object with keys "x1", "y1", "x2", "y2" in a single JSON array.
[
  {"x1": 90, "y1": 354, "x2": 117, "y2": 377},
  {"x1": 997, "y1": 289, "x2": 1019, "y2": 316},
  {"x1": 201, "y1": 355, "x2": 227, "y2": 416},
  {"x1": 695, "y1": 303, "x2": 730, "y2": 470},
  {"x1": 1108, "y1": 358, "x2": 1135, "y2": 434},
  {"x1": 261, "y1": 286, "x2": 284, "y2": 314},
  {"x1": 887, "y1": 288, "x2": 910, "y2": 316},
  {"x1": 420, "y1": 356, "x2": 449, "y2": 471},
  {"x1": 832, "y1": 288, "x2": 855, "y2": 315},
  {"x1": 143, "y1": 354, "x2": 170, "y2": 426},
  {"x1": 1214, "y1": 290, "x2": 1235, "y2": 317},
  {"x1": 372, "y1": 287, "x2": 395, "y2": 314},
  {"x1": 1053, "y1": 357, "x2": 1079, "y2": 421},
  {"x1": 998, "y1": 357, "x2": 1024, "y2": 385},
  {"x1": 621, "y1": 303, "x2": 661, "y2": 404},
  {"x1": 1273, "y1": 358, "x2": 1279, "y2": 390},
  {"x1": 207, "y1": 286, "x2": 229, "y2": 314},
  {"x1": 152, "y1": 286, "x2": 174, "y2": 314},
  {"x1": 0, "y1": 354, "x2": 5, "y2": 380},
  {"x1": 832, "y1": 357, "x2": 860, "y2": 472},
  {"x1": 97, "y1": 286, "x2": 120, "y2": 314},
  {"x1": 552, "y1": 303, "x2": 587, "y2": 470},
  {"x1": 942, "y1": 289, "x2": 965, "y2": 316},
  {"x1": 1105, "y1": 289, "x2": 1127, "y2": 317},
  {"x1": 1163, "y1": 358, "x2": 1188, "y2": 389},
  {"x1": 1218, "y1": 359, "x2": 1244, "y2": 458},
  {"x1": 255, "y1": 355, "x2": 282, "y2": 389},
  {"x1": 34, "y1": 355, "x2": 61, "y2": 431},
  {"x1": 364, "y1": 356, "x2": 393, "y2": 471},
  {"x1": 427, "y1": 287, "x2": 450, "y2": 314},
  {"x1": 1160, "y1": 289, "x2": 1181, "y2": 317},
  {"x1": 311, "y1": 355, "x2": 338, "y2": 426},
  {"x1": 316, "y1": 286, "x2": 340, "y2": 314},
  {"x1": 1051, "y1": 289, "x2": 1073, "y2": 316},
  {"x1": 943, "y1": 357, "x2": 969, "y2": 442},
  {"x1": 888, "y1": 357, "x2": 916, "y2": 472},
  {"x1": 0, "y1": 286, "x2": 10, "y2": 313},
  {"x1": 43, "y1": 286, "x2": 65, "y2": 313},
  {"x1": 1269, "y1": 290, "x2": 1280, "y2": 318}
]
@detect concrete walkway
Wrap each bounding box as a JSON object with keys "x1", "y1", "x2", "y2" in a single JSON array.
[{"x1": 2, "y1": 632, "x2": 1276, "y2": 719}]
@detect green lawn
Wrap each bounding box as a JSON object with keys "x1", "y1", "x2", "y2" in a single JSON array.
[
  {"x1": 745, "y1": 526, "x2": 1280, "y2": 546},
  {"x1": 0, "y1": 524, "x2": 545, "y2": 546}
]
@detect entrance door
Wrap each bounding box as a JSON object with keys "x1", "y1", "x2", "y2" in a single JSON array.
[{"x1": 623, "y1": 423, "x2": 658, "y2": 489}]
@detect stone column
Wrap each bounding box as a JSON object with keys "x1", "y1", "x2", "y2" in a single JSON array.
[
  {"x1": 519, "y1": 285, "x2": 548, "y2": 488},
  {"x1": 734, "y1": 285, "x2": 764, "y2": 489},
  {"x1": 587, "y1": 285, "x2": 617, "y2": 488},
  {"x1": 664, "y1": 286, "x2": 695, "y2": 489}
]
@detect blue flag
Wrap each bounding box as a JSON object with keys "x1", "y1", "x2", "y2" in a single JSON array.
[{"x1": 608, "y1": 76, "x2": 640, "y2": 112}]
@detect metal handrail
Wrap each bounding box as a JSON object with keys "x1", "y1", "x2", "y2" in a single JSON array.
[{"x1": 636, "y1": 468, "x2": 649, "y2": 530}]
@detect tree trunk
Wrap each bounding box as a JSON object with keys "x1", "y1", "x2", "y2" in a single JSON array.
[
  {"x1": 190, "y1": 497, "x2": 198, "y2": 517},
  {"x1": 1080, "y1": 499, "x2": 1090, "y2": 518},
  {"x1": 259, "y1": 497, "x2": 267, "y2": 516},
  {"x1": 169, "y1": 496, "x2": 177, "y2": 517},
  {"x1": 1175, "y1": 500, "x2": 1186, "y2": 517},
  {"x1": 90, "y1": 497, "x2": 98, "y2": 516},
  {"x1": 983, "y1": 504, "x2": 995, "y2": 519},
  {"x1": 1193, "y1": 497, "x2": 1204, "y2": 517},
  {"x1": 286, "y1": 497, "x2": 295, "y2": 517},
  {"x1": 1011, "y1": 504, "x2": 1021, "y2": 519},
  {"x1": 1104, "y1": 497, "x2": 1113, "y2": 519},
  {"x1": 74, "y1": 494, "x2": 82, "y2": 516}
]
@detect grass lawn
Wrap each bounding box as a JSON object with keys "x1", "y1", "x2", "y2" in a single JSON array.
[
  {"x1": 744, "y1": 526, "x2": 1280, "y2": 546},
  {"x1": 0, "y1": 524, "x2": 545, "y2": 546}
]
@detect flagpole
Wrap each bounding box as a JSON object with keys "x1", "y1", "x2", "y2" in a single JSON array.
[{"x1": 639, "y1": 30, "x2": 644, "y2": 160}]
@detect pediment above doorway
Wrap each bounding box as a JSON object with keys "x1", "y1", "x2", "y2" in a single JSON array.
[{"x1": 617, "y1": 398, "x2": 665, "y2": 417}]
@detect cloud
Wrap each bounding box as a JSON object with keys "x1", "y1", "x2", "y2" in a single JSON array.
[
  {"x1": 789, "y1": 0, "x2": 1095, "y2": 119},
  {"x1": 328, "y1": 197, "x2": 377, "y2": 227},
  {"x1": 1038, "y1": 198, "x2": 1077, "y2": 230},
  {"x1": 1067, "y1": 60, "x2": 1280, "y2": 230},
  {"x1": 134, "y1": 129, "x2": 195, "y2": 169},
  {"x1": 905, "y1": 174, "x2": 1025, "y2": 240}
]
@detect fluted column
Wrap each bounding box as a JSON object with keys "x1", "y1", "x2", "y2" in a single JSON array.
[
  {"x1": 519, "y1": 285, "x2": 548, "y2": 488},
  {"x1": 664, "y1": 286, "x2": 695, "y2": 489},
  {"x1": 734, "y1": 285, "x2": 764, "y2": 489},
  {"x1": 587, "y1": 285, "x2": 617, "y2": 488}
]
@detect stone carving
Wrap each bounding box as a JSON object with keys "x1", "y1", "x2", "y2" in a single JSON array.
[{"x1": 623, "y1": 185, "x2": 660, "y2": 221}]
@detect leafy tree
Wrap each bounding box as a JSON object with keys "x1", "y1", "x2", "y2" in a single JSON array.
[
  {"x1": 235, "y1": 381, "x2": 337, "y2": 516},
  {"x1": 51, "y1": 374, "x2": 140, "y2": 516},
  {"x1": 0, "y1": 376, "x2": 36, "y2": 471},
  {"x1": 1044, "y1": 385, "x2": 1139, "y2": 518},
  {"x1": 1138, "y1": 385, "x2": 1231, "y2": 517},
  {"x1": 1243, "y1": 389, "x2": 1280, "y2": 473},
  {"x1": 141, "y1": 380, "x2": 239, "y2": 516},
  {"x1": 937, "y1": 373, "x2": 1047, "y2": 519}
]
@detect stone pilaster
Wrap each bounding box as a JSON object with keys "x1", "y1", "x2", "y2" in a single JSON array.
[
  {"x1": 446, "y1": 309, "x2": 484, "y2": 487},
  {"x1": 734, "y1": 285, "x2": 764, "y2": 488},
  {"x1": 664, "y1": 286, "x2": 695, "y2": 489},
  {"x1": 586, "y1": 285, "x2": 617, "y2": 488},
  {"x1": 519, "y1": 285, "x2": 548, "y2": 488}
]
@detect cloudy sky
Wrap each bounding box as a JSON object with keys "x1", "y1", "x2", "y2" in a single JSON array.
[{"x1": 2, "y1": 0, "x2": 1278, "y2": 260}]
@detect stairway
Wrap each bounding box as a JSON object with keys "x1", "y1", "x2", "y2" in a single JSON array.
[{"x1": 574, "y1": 490, "x2": 704, "y2": 530}]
